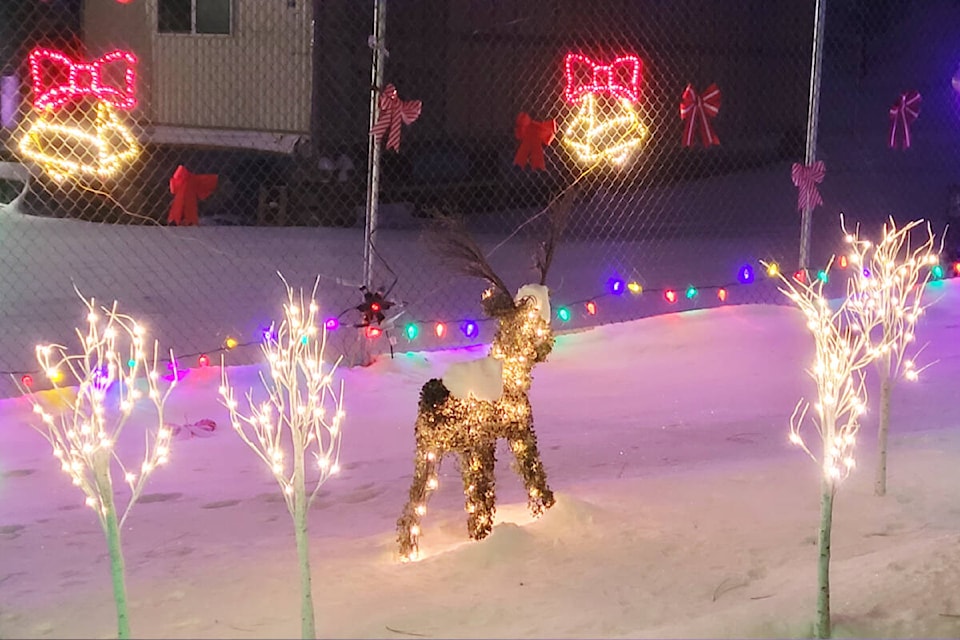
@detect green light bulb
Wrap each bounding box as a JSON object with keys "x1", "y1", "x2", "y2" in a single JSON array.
[
  {"x1": 685, "y1": 286, "x2": 698, "y2": 299},
  {"x1": 557, "y1": 307, "x2": 571, "y2": 322},
  {"x1": 932, "y1": 264, "x2": 944, "y2": 279},
  {"x1": 817, "y1": 270, "x2": 828, "y2": 283},
  {"x1": 404, "y1": 323, "x2": 419, "y2": 340}
]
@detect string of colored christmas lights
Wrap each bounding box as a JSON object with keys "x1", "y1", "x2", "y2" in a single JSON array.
[
  {"x1": 10, "y1": 256, "x2": 953, "y2": 390},
  {"x1": 381, "y1": 257, "x2": 953, "y2": 341}
]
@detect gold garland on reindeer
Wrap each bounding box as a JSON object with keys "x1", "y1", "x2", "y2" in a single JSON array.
[{"x1": 396, "y1": 194, "x2": 571, "y2": 561}]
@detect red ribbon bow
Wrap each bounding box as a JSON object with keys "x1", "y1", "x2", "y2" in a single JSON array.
[
  {"x1": 168, "y1": 165, "x2": 218, "y2": 226},
  {"x1": 370, "y1": 84, "x2": 422, "y2": 152},
  {"x1": 563, "y1": 53, "x2": 642, "y2": 104},
  {"x1": 791, "y1": 161, "x2": 826, "y2": 212},
  {"x1": 679, "y1": 83, "x2": 721, "y2": 147},
  {"x1": 513, "y1": 113, "x2": 556, "y2": 171},
  {"x1": 889, "y1": 90, "x2": 921, "y2": 149},
  {"x1": 28, "y1": 47, "x2": 138, "y2": 111},
  {"x1": 167, "y1": 419, "x2": 217, "y2": 440}
]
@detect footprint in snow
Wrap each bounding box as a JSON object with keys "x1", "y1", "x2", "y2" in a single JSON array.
[
  {"x1": 201, "y1": 499, "x2": 241, "y2": 510},
  {"x1": 140, "y1": 492, "x2": 183, "y2": 504},
  {"x1": 2, "y1": 468, "x2": 36, "y2": 478}
]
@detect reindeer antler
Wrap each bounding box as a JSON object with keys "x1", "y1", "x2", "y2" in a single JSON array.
[
  {"x1": 534, "y1": 189, "x2": 574, "y2": 285},
  {"x1": 425, "y1": 212, "x2": 512, "y2": 296}
]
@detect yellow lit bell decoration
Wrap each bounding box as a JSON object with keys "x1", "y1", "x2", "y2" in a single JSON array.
[
  {"x1": 18, "y1": 47, "x2": 140, "y2": 181},
  {"x1": 20, "y1": 102, "x2": 139, "y2": 181},
  {"x1": 561, "y1": 53, "x2": 648, "y2": 165}
]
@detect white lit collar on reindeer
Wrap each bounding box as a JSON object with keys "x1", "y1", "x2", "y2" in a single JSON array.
[{"x1": 441, "y1": 284, "x2": 551, "y2": 403}]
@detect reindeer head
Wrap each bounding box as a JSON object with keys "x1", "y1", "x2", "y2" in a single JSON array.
[
  {"x1": 429, "y1": 193, "x2": 570, "y2": 370},
  {"x1": 471, "y1": 284, "x2": 553, "y2": 382}
]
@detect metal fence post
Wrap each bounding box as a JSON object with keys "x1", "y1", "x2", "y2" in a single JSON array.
[
  {"x1": 799, "y1": 0, "x2": 827, "y2": 269},
  {"x1": 0, "y1": 0, "x2": 851, "y2": 390},
  {"x1": 363, "y1": 0, "x2": 387, "y2": 290}
]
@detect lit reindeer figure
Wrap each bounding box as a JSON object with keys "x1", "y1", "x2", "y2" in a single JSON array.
[{"x1": 397, "y1": 199, "x2": 569, "y2": 561}]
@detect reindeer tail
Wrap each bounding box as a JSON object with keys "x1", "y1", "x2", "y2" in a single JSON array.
[{"x1": 419, "y1": 378, "x2": 451, "y2": 411}]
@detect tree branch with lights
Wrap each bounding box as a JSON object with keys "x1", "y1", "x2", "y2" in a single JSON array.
[
  {"x1": 19, "y1": 292, "x2": 177, "y2": 640},
  {"x1": 773, "y1": 261, "x2": 887, "y2": 639},
  {"x1": 219, "y1": 276, "x2": 345, "y2": 640},
  {"x1": 841, "y1": 217, "x2": 939, "y2": 496}
]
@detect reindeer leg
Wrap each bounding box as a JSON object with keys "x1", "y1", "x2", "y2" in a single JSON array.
[
  {"x1": 397, "y1": 445, "x2": 443, "y2": 560},
  {"x1": 461, "y1": 443, "x2": 497, "y2": 541},
  {"x1": 509, "y1": 411, "x2": 556, "y2": 517}
]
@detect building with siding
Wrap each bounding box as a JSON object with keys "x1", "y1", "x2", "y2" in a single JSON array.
[{"x1": 83, "y1": 0, "x2": 314, "y2": 151}]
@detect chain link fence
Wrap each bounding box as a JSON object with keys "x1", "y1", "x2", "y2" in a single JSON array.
[
  {"x1": 367, "y1": 0, "x2": 813, "y2": 344},
  {"x1": 815, "y1": 0, "x2": 960, "y2": 261},
  {"x1": 1, "y1": 0, "x2": 954, "y2": 397}
]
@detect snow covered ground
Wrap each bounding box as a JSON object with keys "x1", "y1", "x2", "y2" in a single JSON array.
[
  {"x1": 3, "y1": 2, "x2": 960, "y2": 634},
  {"x1": 0, "y1": 166, "x2": 805, "y2": 399},
  {"x1": 0, "y1": 278, "x2": 957, "y2": 639}
]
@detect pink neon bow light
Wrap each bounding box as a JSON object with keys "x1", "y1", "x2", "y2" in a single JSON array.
[
  {"x1": 564, "y1": 53, "x2": 642, "y2": 105},
  {"x1": 29, "y1": 47, "x2": 138, "y2": 111}
]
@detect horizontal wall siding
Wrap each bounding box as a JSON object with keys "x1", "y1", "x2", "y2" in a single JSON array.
[
  {"x1": 83, "y1": 0, "x2": 155, "y2": 122},
  {"x1": 152, "y1": 0, "x2": 311, "y2": 132}
]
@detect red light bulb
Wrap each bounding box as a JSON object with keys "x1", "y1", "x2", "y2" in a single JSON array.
[
  {"x1": 435, "y1": 322, "x2": 447, "y2": 338},
  {"x1": 366, "y1": 326, "x2": 382, "y2": 339},
  {"x1": 198, "y1": 354, "x2": 210, "y2": 368},
  {"x1": 371, "y1": 302, "x2": 381, "y2": 312},
  {"x1": 21, "y1": 374, "x2": 34, "y2": 388},
  {"x1": 838, "y1": 255, "x2": 848, "y2": 269},
  {"x1": 717, "y1": 288, "x2": 727, "y2": 302},
  {"x1": 585, "y1": 301, "x2": 598, "y2": 315},
  {"x1": 793, "y1": 269, "x2": 807, "y2": 283},
  {"x1": 664, "y1": 289, "x2": 678, "y2": 304}
]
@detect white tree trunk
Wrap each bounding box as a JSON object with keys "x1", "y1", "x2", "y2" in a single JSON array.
[
  {"x1": 96, "y1": 464, "x2": 131, "y2": 639},
  {"x1": 875, "y1": 369, "x2": 893, "y2": 497},
  {"x1": 293, "y1": 447, "x2": 317, "y2": 639},
  {"x1": 816, "y1": 476, "x2": 835, "y2": 639}
]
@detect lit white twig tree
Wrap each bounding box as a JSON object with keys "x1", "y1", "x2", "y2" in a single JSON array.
[
  {"x1": 20, "y1": 293, "x2": 177, "y2": 640},
  {"x1": 219, "y1": 277, "x2": 344, "y2": 640},
  {"x1": 773, "y1": 262, "x2": 888, "y2": 639},
  {"x1": 842, "y1": 218, "x2": 939, "y2": 496}
]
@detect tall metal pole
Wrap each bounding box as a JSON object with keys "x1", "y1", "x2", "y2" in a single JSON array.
[
  {"x1": 799, "y1": 0, "x2": 827, "y2": 270},
  {"x1": 363, "y1": 0, "x2": 387, "y2": 289},
  {"x1": 309, "y1": 0, "x2": 324, "y2": 160}
]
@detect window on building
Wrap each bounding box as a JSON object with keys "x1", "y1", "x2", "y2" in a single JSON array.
[{"x1": 157, "y1": 0, "x2": 231, "y2": 35}]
